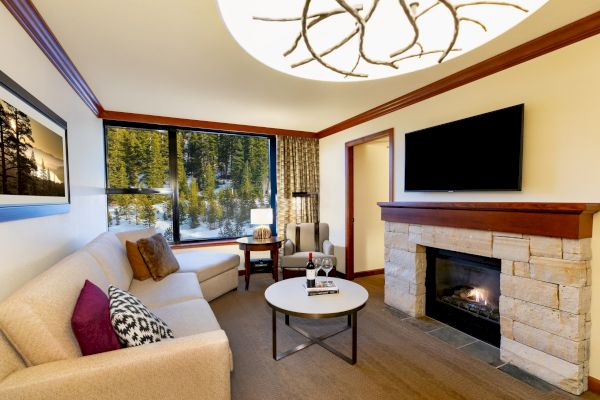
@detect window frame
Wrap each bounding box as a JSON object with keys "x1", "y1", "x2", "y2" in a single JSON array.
[{"x1": 103, "y1": 120, "x2": 277, "y2": 244}]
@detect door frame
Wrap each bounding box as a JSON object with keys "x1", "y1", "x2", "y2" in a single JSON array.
[{"x1": 345, "y1": 128, "x2": 394, "y2": 280}]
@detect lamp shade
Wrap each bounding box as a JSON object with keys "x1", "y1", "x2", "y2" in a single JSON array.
[{"x1": 251, "y1": 208, "x2": 273, "y2": 225}]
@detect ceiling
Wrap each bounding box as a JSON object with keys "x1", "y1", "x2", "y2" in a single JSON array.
[{"x1": 32, "y1": 0, "x2": 600, "y2": 133}]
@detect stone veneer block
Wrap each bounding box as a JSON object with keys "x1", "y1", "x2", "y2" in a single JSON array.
[
  {"x1": 384, "y1": 278, "x2": 424, "y2": 317},
  {"x1": 500, "y1": 316, "x2": 514, "y2": 340},
  {"x1": 500, "y1": 275, "x2": 558, "y2": 309},
  {"x1": 386, "y1": 222, "x2": 409, "y2": 233},
  {"x1": 512, "y1": 321, "x2": 587, "y2": 363},
  {"x1": 420, "y1": 226, "x2": 492, "y2": 257},
  {"x1": 492, "y1": 236, "x2": 530, "y2": 262},
  {"x1": 559, "y1": 286, "x2": 592, "y2": 315},
  {"x1": 562, "y1": 239, "x2": 591, "y2": 261},
  {"x1": 385, "y1": 261, "x2": 425, "y2": 285},
  {"x1": 501, "y1": 338, "x2": 586, "y2": 395},
  {"x1": 501, "y1": 260, "x2": 514, "y2": 275},
  {"x1": 530, "y1": 236, "x2": 563, "y2": 258},
  {"x1": 512, "y1": 299, "x2": 585, "y2": 340},
  {"x1": 514, "y1": 262, "x2": 530, "y2": 278},
  {"x1": 529, "y1": 257, "x2": 588, "y2": 287},
  {"x1": 499, "y1": 295, "x2": 515, "y2": 319},
  {"x1": 384, "y1": 232, "x2": 409, "y2": 251}
]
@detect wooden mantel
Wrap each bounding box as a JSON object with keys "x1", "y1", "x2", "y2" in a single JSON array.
[{"x1": 378, "y1": 202, "x2": 600, "y2": 239}]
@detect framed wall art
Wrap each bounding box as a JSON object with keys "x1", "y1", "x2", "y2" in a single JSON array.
[{"x1": 0, "y1": 70, "x2": 70, "y2": 222}]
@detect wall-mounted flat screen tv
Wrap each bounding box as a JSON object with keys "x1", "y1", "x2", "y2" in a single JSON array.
[{"x1": 404, "y1": 104, "x2": 524, "y2": 192}]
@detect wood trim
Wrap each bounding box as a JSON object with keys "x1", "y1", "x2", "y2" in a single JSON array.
[
  {"x1": 378, "y1": 202, "x2": 600, "y2": 239},
  {"x1": 346, "y1": 129, "x2": 394, "y2": 280},
  {"x1": 100, "y1": 110, "x2": 316, "y2": 138},
  {"x1": 353, "y1": 268, "x2": 384, "y2": 278},
  {"x1": 345, "y1": 140, "x2": 354, "y2": 280},
  {"x1": 171, "y1": 239, "x2": 238, "y2": 249},
  {"x1": 588, "y1": 376, "x2": 600, "y2": 394},
  {"x1": 317, "y1": 11, "x2": 600, "y2": 138},
  {"x1": 1, "y1": 0, "x2": 103, "y2": 116}
]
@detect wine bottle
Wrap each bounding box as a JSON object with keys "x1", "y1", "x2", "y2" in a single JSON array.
[{"x1": 306, "y1": 252, "x2": 316, "y2": 288}]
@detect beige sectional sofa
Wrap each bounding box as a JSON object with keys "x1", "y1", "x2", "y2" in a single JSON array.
[{"x1": 0, "y1": 230, "x2": 240, "y2": 399}]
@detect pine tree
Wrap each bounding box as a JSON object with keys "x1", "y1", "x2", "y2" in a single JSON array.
[
  {"x1": 0, "y1": 103, "x2": 14, "y2": 194},
  {"x1": 138, "y1": 195, "x2": 156, "y2": 227},
  {"x1": 230, "y1": 139, "x2": 245, "y2": 190},
  {"x1": 146, "y1": 134, "x2": 164, "y2": 188},
  {"x1": 5, "y1": 106, "x2": 36, "y2": 194},
  {"x1": 177, "y1": 134, "x2": 187, "y2": 195},
  {"x1": 202, "y1": 163, "x2": 216, "y2": 201},
  {"x1": 188, "y1": 178, "x2": 200, "y2": 229}
]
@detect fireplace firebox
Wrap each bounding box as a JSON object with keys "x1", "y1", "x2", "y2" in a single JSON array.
[{"x1": 425, "y1": 248, "x2": 501, "y2": 347}]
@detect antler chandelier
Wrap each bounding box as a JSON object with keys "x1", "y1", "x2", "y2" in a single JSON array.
[{"x1": 217, "y1": 0, "x2": 548, "y2": 81}]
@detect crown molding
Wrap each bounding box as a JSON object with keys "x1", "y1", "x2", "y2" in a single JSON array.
[
  {"x1": 1, "y1": 0, "x2": 104, "y2": 116},
  {"x1": 317, "y1": 11, "x2": 600, "y2": 138},
  {"x1": 100, "y1": 110, "x2": 317, "y2": 138}
]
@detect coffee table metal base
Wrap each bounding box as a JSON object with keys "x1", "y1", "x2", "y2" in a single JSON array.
[{"x1": 272, "y1": 310, "x2": 358, "y2": 365}]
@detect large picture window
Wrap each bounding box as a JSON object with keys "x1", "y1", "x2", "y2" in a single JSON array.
[{"x1": 105, "y1": 122, "x2": 276, "y2": 243}]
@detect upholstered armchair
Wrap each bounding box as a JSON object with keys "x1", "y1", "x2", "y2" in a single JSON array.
[{"x1": 281, "y1": 223, "x2": 337, "y2": 270}]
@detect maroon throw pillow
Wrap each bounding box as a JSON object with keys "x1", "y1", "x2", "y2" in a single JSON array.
[{"x1": 71, "y1": 280, "x2": 121, "y2": 355}]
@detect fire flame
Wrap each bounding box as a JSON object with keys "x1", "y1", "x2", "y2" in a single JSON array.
[{"x1": 469, "y1": 288, "x2": 487, "y2": 305}]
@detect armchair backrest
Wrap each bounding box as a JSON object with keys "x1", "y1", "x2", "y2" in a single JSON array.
[{"x1": 285, "y1": 223, "x2": 330, "y2": 253}]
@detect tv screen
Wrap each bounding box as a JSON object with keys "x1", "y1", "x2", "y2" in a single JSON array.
[{"x1": 404, "y1": 104, "x2": 524, "y2": 192}]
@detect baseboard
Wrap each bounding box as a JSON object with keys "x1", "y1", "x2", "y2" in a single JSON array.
[
  {"x1": 353, "y1": 269, "x2": 384, "y2": 278},
  {"x1": 588, "y1": 376, "x2": 600, "y2": 394},
  {"x1": 238, "y1": 269, "x2": 245, "y2": 276},
  {"x1": 335, "y1": 271, "x2": 347, "y2": 279}
]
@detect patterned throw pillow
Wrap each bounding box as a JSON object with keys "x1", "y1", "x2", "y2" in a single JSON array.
[{"x1": 108, "y1": 286, "x2": 174, "y2": 347}]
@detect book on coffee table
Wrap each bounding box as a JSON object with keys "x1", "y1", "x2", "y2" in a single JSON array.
[{"x1": 304, "y1": 281, "x2": 339, "y2": 296}]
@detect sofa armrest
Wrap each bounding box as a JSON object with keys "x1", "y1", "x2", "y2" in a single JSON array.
[
  {"x1": 283, "y1": 239, "x2": 295, "y2": 256},
  {"x1": 323, "y1": 240, "x2": 335, "y2": 256},
  {"x1": 0, "y1": 330, "x2": 231, "y2": 400}
]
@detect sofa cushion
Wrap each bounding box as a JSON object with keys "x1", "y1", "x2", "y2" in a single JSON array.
[
  {"x1": 83, "y1": 232, "x2": 133, "y2": 289},
  {"x1": 108, "y1": 286, "x2": 174, "y2": 347},
  {"x1": 114, "y1": 227, "x2": 157, "y2": 248},
  {"x1": 128, "y1": 272, "x2": 203, "y2": 309},
  {"x1": 0, "y1": 331, "x2": 24, "y2": 381},
  {"x1": 0, "y1": 251, "x2": 111, "y2": 366},
  {"x1": 71, "y1": 280, "x2": 121, "y2": 356},
  {"x1": 138, "y1": 234, "x2": 180, "y2": 281},
  {"x1": 280, "y1": 252, "x2": 337, "y2": 268},
  {"x1": 125, "y1": 241, "x2": 152, "y2": 281},
  {"x1": 175, "y1": 251, "x2": 239, "y2": 283},
  {"x1": 152, "y1": 299, "x2": 220, "y2": 338}
]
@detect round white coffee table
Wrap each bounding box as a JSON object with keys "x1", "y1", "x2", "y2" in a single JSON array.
[{"x1": 264, "y1": 277, "x2": 368, "y2": 364}]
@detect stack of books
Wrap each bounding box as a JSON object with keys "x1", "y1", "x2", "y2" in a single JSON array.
[{"x1": 305, "y1": 281, "x2": 339, "y2": 296}]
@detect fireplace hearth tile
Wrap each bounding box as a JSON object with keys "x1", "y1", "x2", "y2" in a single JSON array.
[
  {"x1": 384, "y1": 306, "x2": 411, "y2": 320},
  {"x1": 460, "y1": 341, "x2": 503, "y2": 367},
  {"x1": 402, "y1": 316, "x2": 443, "y2": 332},
  {"x1": 499, "y1": 364, "x2": 557, "y2": 393},
  {"x1": 428, "y1": 326, "x2": 478, "y2": 348}
]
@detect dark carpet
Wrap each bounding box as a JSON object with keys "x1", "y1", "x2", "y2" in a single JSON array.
[{"x1": 210, "y1": 274, "x2": 580, "y2": 400}]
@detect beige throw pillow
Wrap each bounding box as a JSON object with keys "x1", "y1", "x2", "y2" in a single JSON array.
[
  {"x1": 125, "y1": 241, "x2": 152, "y2": 281},
  {"x1": 137, "y1": 234, "x2": 180, "y2": 281}
]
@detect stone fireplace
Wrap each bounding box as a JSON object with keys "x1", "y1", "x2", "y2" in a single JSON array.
[{"x1": 379, "y1": 202, "x2": 600, "y2": 395}]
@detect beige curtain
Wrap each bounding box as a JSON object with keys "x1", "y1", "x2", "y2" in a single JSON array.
[{"x1": 276, "y1": 136, "x2": 319, "y2": 239}]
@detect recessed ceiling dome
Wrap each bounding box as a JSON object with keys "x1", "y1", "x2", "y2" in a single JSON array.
[{"x1": 217, "y1": 0, "x2": 549, "y2": 82}]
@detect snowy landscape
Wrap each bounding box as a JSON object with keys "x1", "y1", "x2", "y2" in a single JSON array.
[{"x1": 106, "y1": 127, "x2": 271, "y2": 241}]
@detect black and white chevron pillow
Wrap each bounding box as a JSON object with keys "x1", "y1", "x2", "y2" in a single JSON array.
[{"x1": 108, "y1": 286, "x2": 174, "y2": 347}]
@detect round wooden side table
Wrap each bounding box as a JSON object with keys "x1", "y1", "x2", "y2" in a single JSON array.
[{"x1": 237, "y1": 237, "x2": 283, "y2": 290}]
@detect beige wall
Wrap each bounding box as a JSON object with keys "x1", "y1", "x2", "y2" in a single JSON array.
[
  {"x1": 319, "y1": 34, "x2": 600, "y2": 377},
  {"x1": 0, "y1": 8, "x2": 106, "y2": 301},
  {"x1": 353, "y1": 140, "x2": 389, "y2": 272}
]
